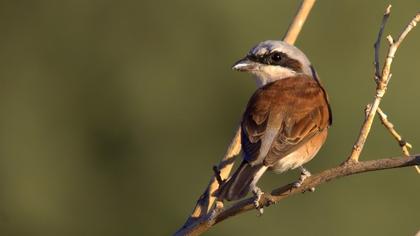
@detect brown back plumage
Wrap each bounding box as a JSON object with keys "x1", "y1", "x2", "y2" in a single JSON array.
[
  {"x1": 241, "y1": 74, "x2": 331, "y2": 166},
  {"x1": 218, "y1": 74, "x2": 331, "y2": 201}
]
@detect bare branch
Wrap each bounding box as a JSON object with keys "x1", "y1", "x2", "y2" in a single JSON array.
[
  {"x1": 346, "y1": 8, "x2": 420, "y2": 163},
  {"x1": 185, "y1": 155, "x2": 420, "y2": 234},
  {"x1": 372, "y1": 6, "x2": 419, "y2": 173},
  {"x1": 374, "y1": 5, "x2": 392, "y2": 82},
  {"x1": 377, "y1": 108, "x2": 420, "y2": 173},
  {"x1": 283, "y1": 0, "x2": 316, "y2": 44},
  {"x1": 393, "y1": 12, "x2": 420, "y2": 48}
]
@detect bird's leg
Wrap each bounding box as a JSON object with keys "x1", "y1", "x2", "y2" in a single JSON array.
[
  {"x1": 293, "y1": 166, "x2": 315, "y2": 192},
  {"x1": 212, "y1": 165, "x2": 225, "y2": 185},
  {"x1": 251, "y1": 185, "x2": 264, "y2": 216}
]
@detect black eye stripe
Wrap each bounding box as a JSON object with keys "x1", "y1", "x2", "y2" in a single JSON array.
[
  {"x1": 246, "y1": 53, "x2": 266, "y2": 63},
  {"x1": 248, "y1": 51, "x2": 288, "y2": 64},
  {"x1": 246, "y1": 51, "x2": 303, "y2": 73}
]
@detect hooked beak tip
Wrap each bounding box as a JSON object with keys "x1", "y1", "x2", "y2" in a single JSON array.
[
  {"x1": 232, "y1": 58, "x2": 256, "y2": 72},
  {"x1": 232, "y1": 63, "x2": 249, "y2": 71}
]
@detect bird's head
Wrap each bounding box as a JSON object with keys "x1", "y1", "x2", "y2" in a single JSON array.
[{"x1": 233, "y1": 40, "x2": 314, "y2": 87}]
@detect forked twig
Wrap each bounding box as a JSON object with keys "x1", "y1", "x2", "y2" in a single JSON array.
[
  {"x1": 346, "y1": 7, "x2": 420, "y2": 163},
  {"x1": 371, "y1": 5, "x2": 420, "y2": 173}
]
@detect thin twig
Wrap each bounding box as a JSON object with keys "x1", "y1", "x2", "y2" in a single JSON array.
[
  {"x1": 346, "y1": 7, "x2": 420, "y2": 163},
  {"x1": 283, "y1": 0, "x2": 316, "y2": 44},
  {"x1": 374, "y1": 5, "x2": 392, "y2": 82},
  {"x1": 377, "y1": 108, "x2": 420, "y2": 173},
  {"x1": 175, "y1": 1, "x2": 317, "y2": 233}
]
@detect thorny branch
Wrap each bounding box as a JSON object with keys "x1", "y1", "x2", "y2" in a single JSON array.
[{"x1": 174, "y1": 4, "x2": 420, "y2": 236}]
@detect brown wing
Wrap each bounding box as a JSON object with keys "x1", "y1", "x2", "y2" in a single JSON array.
[{"x1": 241, "y1": 75, "x2": 331, "y2": 166}]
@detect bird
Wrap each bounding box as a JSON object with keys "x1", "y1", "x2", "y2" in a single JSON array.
[{"x1": 218, "y1": 40, "x2": 332, "y2": 211}]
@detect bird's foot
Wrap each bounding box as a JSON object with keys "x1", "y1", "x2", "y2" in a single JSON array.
[
  {"x1": 252, "y1": 186, "x2": 264, "y2": 216},
  {"x1": 208, "y1": 200, "x2": 224, "y2": 222},
  {"x1": 293, "y1": 166, "x2": 315, "y2": 192}
]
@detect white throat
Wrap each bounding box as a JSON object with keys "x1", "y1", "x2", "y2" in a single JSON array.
[{"x1": 252, "y1": 66, "x2": 297, "y2": 87}]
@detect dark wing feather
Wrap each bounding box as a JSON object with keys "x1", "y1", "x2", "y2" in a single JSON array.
[
  {"x1": 241, "y1": 75, "x2": 330, "y2": 166},
  {"x1": 241, "y1": 85, "x2": 271, "y2": 164}
]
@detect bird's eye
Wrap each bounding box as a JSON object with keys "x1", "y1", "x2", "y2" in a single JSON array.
[{"x1": 270, "y1": 52, "x2": 282, "y2": 62}]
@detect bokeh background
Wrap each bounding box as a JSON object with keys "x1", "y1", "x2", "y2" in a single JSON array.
[{"x1": 0, "y1": 0, "x2": 419, "y2": 235}]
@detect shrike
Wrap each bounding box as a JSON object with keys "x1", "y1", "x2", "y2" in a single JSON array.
[{"x1": 218, "y1": 40, "x2": 332, "y2": 210}]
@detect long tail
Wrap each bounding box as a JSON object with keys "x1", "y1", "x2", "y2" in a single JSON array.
[{"x1": 218, "y1": 161, "x2": 267, "y2": 201}]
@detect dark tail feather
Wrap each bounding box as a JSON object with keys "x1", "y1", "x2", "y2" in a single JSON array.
[{"x1": 218, "y1": 161, "x2": 266, "y2": 201}]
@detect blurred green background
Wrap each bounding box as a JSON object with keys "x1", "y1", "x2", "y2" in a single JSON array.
[{"x1": 0, "y1": 0, "x2": 419, "y2": 235}]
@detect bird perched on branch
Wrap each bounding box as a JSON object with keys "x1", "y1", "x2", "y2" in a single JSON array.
[{"x1": 218, "y1": 40, "x2": 332, "y2": 212}]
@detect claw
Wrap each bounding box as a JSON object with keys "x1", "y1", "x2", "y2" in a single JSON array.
[
  {"x1": 293, "y1": 166, "x2": 315, "y2": 192},
  {"x1": 208, "y1": 200, "x2": 224, "y2": 221},
  {"x1": 252, "y1": 186, "x2": 264, "y2": 216},
  {"x1": 292, "y1": 181, "x2": 302, "y2": 188}
]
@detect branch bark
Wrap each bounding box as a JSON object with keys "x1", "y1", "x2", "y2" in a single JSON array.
[
  {"x1": 283, "y1": 0, "x2": 316, "y2": 45},
  {"x1": 176, "y1": 155, "x2": 420, "y2": 235},
  {"x1": 215, "y1": 154, "x2": 420, "y2": 224},
  {"x1": 377, "y1": 108, "x2": 420, "y2": 173}
]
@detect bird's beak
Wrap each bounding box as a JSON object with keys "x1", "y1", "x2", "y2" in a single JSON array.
[{"x1": 232, "y1": 58, "x2": 258, "y2": 72}]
